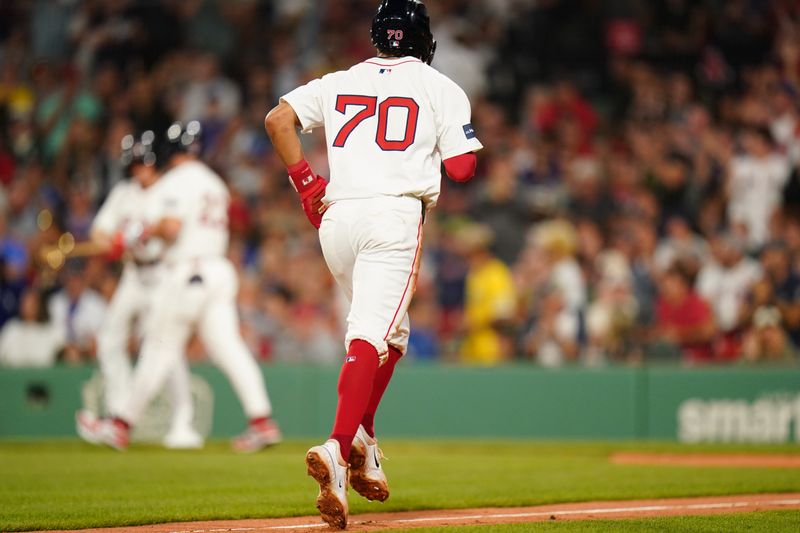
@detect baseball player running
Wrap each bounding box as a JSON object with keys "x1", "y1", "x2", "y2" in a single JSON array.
[
  {"x1": 95, "y1": 123, "x2": 282, "y2": 452},
  {"x1": 265, "y1": 0, "x2": 482, "y2": 528},
  {"x1": 76, "y1": 131, "x2": 202, "y2": 449}
]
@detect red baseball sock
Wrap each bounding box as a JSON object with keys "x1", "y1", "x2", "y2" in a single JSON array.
[
  {"x1": 330, "y1": 339, "x2": 380, "y2": 462},
  {"x1": 249, "y1": 416, "x2": 272, "y2": 428},
  {"x1": 361, "y1": 345, "x2": 403, "y2": 438}
]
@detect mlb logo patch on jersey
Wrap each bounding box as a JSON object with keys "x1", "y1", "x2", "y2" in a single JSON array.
[
  {"x1": 463, "y1": 123, "x2": 476, "y2": 139},
  {"x1": 379, "y1": 68, "x2": 392, "y2": 74}
]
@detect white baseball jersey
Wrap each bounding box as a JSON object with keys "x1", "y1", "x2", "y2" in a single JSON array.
[
  {"x1": 281, "y1": 55, "x2": 483, "y2": 208},
  {"x1": 92, "y1": 181, "x2": 163, "y2": 263},
  {"x1": 728, "y1": 154, "x2": 790, "y2": 247},
  {"x1": 92, "y1": 181, "x2": 196, "y2": 425},
  {"x1": 121, "y1": 160, "x2": 272, "y2": 427},
  {"x1": 150, "y1": 160, "x2": 230, "y2": 263}
]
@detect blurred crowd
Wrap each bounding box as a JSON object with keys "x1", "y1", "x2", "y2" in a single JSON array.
[{"x1": 0, "y1": 0, "x2": 799, "y2": 368}]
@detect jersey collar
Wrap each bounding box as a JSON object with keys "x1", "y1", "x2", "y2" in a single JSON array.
[{"x1": 363, "y1": 56, "x2": 422, "y2": 67}]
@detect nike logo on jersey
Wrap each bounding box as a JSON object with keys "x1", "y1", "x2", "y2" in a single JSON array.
[{"x1": 463, "y1": 123, "x2": 476, "y2": 139}]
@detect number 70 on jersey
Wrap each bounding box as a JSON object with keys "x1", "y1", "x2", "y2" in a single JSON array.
[{"x1": 332, "y1": 95, "x2": 419, "y2": 152}]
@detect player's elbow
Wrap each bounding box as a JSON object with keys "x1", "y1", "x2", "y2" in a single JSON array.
[
  {"x1": 264, "y1": 108, "x2": 281, "y2": 138},
  {"x1": 264, "y1": 102, "x2": 297, "y2": 138},
  {"x1": 443, "y1": 153, "x2": 477, "y2": 183},
  {"x1": 159, "y1": 217, "x2": 182, "y2": 243}
]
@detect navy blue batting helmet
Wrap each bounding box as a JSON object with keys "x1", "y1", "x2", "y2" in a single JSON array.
[
  {"x1": 120, "y1": 121, "x2": 202, "y2": 174},
  {"x1": 161, "y1": 120, "x2": 202, "y2": 163},
  {"x1": 371, "y1": 0, "x2": 436, "y2": 65},
  {"x1": 120, "y1": 129, "x2": 158, "y2": 174}
]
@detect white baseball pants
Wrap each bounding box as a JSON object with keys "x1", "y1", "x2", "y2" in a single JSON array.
[
  {"x1": 319, "y1": 196, "x2": 424, "y2": 357},
  {"x1": 121, "y1": 256, "x2": 272, "y2": 425},
  {"x1": 97, "y1": 263, "x2": 194, "y2": 432}
]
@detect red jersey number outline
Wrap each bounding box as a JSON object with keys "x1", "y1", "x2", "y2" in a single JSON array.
[
  {"x1": 332, "y1": 94, "x2": 419, "y2": 151},
  {"x1": 199, "y1": 192, "x2": 228, "y2": 228}
]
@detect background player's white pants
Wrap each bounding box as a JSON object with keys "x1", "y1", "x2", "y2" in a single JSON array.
[
  {"x1": 319, "y1": 196, "x2": 423, "y2": 356},
  {"x1": 97, "y1": 264, "x2": 194, "y2": 432},
  {"x1": 121, "y1": 256, "x2": 272, "y2": 425}
]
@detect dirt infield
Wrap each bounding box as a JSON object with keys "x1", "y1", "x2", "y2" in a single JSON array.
[
  {"x1": 43, "y1": 493, "x2": 800, "y2": 532},
  {"x1": 610, "y1": 452, "x2": 800, "y2": 468}
]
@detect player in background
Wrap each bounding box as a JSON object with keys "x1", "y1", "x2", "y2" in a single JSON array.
[
  {"x1": 76, "y1": 130, "x2": 202, "y2": 449},
  {"x1": 265, "y1": 0, "x2": 482, "y2": 528},
  {"x1": 94, "y1": 122, "x2": 282, "y2": 453}
]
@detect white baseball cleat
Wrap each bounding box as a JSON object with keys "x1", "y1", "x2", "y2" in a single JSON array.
[
  {"x1": 349, "y1": 425, "x2": 389, "y2": 502},
  {"x1": 163, "y1": 427, "x2": 204, "y2": 449},
  {"x1": 305, "y1": 439, "x2": 349, "y2": 530},
  {"x1": 232, "y1": 419, "x2": 282, "y2": 453},
  {"x1": 75, "y1": 409, "x2": 103, "y2": 445}
]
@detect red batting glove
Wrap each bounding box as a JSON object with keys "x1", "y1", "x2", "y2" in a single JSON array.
[
  {"x1": 108, "y1": 231, "x2": 127, "y2": 261},
  {"x1": 288, "y1": 160, "x2": 328, "y2": 229},
  {"x1": 107, "y1": 223, "x2": 150, "y2": 261}
]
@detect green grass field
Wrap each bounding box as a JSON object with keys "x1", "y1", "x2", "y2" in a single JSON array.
[{"x1": 1, "y1": 439, "x2": 799, "y2": 532}]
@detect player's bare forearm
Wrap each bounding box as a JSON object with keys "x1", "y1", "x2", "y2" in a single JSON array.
[
  {"x1": 89, "y1": 228, "x2": 113, "y2": 253},
  {"x1": 150, "y1": 217, "x2": 181, "y2": 243},
  {"x1": 264, "y1": 101, "x2": 304, "y2": 167}
]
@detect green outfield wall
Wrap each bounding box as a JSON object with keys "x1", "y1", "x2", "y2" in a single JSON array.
[{"x1": 1, "y1": 364, "x2": 798, "y2": 443}]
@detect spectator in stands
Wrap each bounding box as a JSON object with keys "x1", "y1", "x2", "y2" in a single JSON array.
[
  {"x1": 727, "y1": 128, "x2": 791, "y2": 250},
  {"x1": 565, "y1": 157, "x2": 614, "y2": 226},
  {"x1": 518, "y1": 220, "x2": 584, "y2": 366},
  {"x1": 0, "y1": 210, "x2": 27, "y2": 320},
  {"x1": 522, "y1": 283, "x2": 580, "y2": 367},
  {"x1": 47, "y1": 260, "x2": 106, "y2": 363},
  {"x1": 751, "y1": 241, "x2": 800, "y2": 347},
  {"x1": 34, "y1": 64, "x2": 102, "y2": 164},
  {"x1": 406, "y1": 294, "x2": 441, "y2": 361},
  {"x1": 652, "y1": 262, "x2": 716, "y2": 364},
  {"x1": 532, "y1": 219, "x2": 586, "y2": 317},
  {"x1": 696, "y1": 232, "x2": 762, "y2": 359},
  {"x1": 584, "y1": 251, "x2": 638, "y2": 365},
  {"x1": 470, "y1": 156, "x2": 529, "y2": 265},
  {"x1": 456, "y1": 223, "x2": 516, "y2": 365},
  {"x1": 654, "y1": 216, "x2": 708, "y2": 274},
  {"x1": 740, "y1": 305, "x2": 797, "y2": 365},
  {"x1": 532, "y1": 79, "x2": 598, "y2": 155},
  {"x1": 0, "y1": 287, "x2": 63, "y2": 367}
]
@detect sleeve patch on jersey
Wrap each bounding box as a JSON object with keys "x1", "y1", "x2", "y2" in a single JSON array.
[{"x1": 463, "y1": 123, "x2": 476, "y2": 139}]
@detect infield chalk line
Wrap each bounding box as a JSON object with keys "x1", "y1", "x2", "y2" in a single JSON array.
[{"x1": 165, "y1": 497, "x2": 800, "y2": 532}]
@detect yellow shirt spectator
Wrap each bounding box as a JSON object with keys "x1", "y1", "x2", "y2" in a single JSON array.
[{"x1": 461, "y1": 257, "x2": 516, "y2": 365}]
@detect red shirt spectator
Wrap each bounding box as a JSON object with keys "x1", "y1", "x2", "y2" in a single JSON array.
[
  {"x1": 533, "y1": 81, "x2": 598, "y2": 154},
  {"x1": 655, "y1": 265, "x2": 716, "y2": 363}
]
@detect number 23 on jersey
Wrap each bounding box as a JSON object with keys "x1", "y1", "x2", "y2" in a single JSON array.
[{"x1": 332, "y1": 95, "x2": 419, "y2": 151}]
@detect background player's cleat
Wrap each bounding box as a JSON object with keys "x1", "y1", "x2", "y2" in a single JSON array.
[
  {"x1": 163, "y1": 427, "x2": 204, "y2": 449},
  {"x1": 96, "y1": 419, "x2": 130, "y2": 451},
  {"x1": 231, "y1": 419, "x2": 282, "y2": 453},
  {"x1": 305, "y1": 439, "x2": 349, "y2": 530},
  {"x1": 349, "y1": 425, "x2": 389, "y2": 502},
  {"x1": 75, "y1": 409, "x2": 102, "y2": 445}
]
